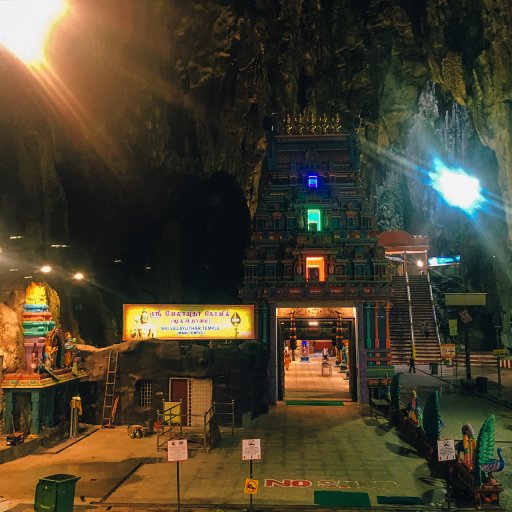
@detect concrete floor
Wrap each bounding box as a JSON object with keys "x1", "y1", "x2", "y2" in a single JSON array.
[{"x1": 2, "y1": 355, "x2": 512, "y2": 511}]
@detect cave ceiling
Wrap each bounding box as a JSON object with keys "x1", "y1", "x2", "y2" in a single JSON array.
[{"x1": 1, "y1": 0, "x2": 512, "y2": 344}]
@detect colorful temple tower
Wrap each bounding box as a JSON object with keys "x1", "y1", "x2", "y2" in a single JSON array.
[
  {"x1": 240, "y1": 113, "x2": 394, "y2": 404},
  {"x1": 2, "y1": 282, "x2": 85, "y2": 435}
]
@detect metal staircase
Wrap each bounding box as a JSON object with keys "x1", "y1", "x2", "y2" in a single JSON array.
[
  {"x1": 389, "y1": 274, "x2": 441, "y2": 364},
  {"x1": 409, "y1": 274, "x2": 441, "y2": 363},
  {"x1": 101, "y1": 350, "x2": 119, "y2": 428},
  {"x1": 389, "y1": 276, "x2": 412, "y2": 363}
]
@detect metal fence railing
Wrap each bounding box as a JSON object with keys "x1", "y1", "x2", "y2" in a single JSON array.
[{"x1": 156, "y1": 399, "x2": 235, "y2": 452}]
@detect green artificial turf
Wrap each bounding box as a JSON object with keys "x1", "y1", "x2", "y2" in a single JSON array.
[
  {"x1": 314, "y1": 490, "x2": 371, "y2": 507},
  {"x1": 285, "y1": 400, "x2": 344, "y2": 406},
  {"x1": 377, "y1": 495, "x2": 424, "y2": 505}
]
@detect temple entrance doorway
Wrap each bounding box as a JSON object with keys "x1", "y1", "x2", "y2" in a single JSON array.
[{"x1": 276, "y1": 306, "x2": 356, "y2": 403}]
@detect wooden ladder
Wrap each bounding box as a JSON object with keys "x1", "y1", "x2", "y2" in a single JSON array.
[{"x1": 101, "y1": 350, "x2": 119, "y2": 428}]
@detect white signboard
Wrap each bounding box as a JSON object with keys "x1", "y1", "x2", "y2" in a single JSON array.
[
  {"x1": 242, "y1": 438, "x2": 261, "y2": 460},
  {"x1": 168, "y1": 439, "x2": 188, "y2": 462},
  {"x1": 437, "y1": 439, "x2": 456, "y2": 462}
]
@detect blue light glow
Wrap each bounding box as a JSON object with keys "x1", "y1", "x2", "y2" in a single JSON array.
[
  {"x1": 428, "y1": 255, "x2": 460, "y2": 267},
  {"x1": 308, "y1": 175, "x2": 318, "y2": 188},
  {"x1": 429, "y1": 159, "x2": 484, "y2": 215}
]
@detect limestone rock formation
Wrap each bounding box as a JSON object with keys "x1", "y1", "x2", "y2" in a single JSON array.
[
  {"x1": 0, "y1": 1, "x2": 512, "y2": 348},
  {"x1": 0, "y1": 304, "x2": 24, "y2": 372}
]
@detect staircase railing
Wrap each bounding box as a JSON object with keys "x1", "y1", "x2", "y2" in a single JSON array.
[
  {"x1": 156, "y1": 400, "x2": 183, "y2": 451},
  {"x1": 213, "y1": 400, "x2": 235, "y2": 436},
  {"x1": 405, "y1": 271, "x2": 416, "y2": 358},
  {"x1": 426, "y1": 271, "x2": 442, "y2": 354},
  {"x1": 156, "y1": 400, "x2": 236, "y2": 452}
]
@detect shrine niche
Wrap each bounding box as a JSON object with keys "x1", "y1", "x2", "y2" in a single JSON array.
[{"x1": 1, "y1": 281, "x2": 85, "y2": 436}]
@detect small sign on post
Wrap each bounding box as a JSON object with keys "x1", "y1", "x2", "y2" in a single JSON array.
[
  {"x1": 244, "y1": 479, "x2": 259, "y2": 494},
  {"x1": 437, "y1": 439, "x2": 456, "y2": 511},
  {"x1": 493, "y1": 348, "x2": 509, "y2": 358},
  {"x1": 437, "y1": 439, "x2": 456, "y2": 462},
  {"x1": 168, "y1": 439, "x2": 189, "y2": 461},
  {"x1": 440, "y1": 344, "x2": 456, "y2": 359},
  {"x1": 168, "y1": 439, "x2": 188, "y2": 512},
  {"x1": 242, "y1": 438, "x2": 261, "y2": 460},
  {"x1": 242, "y1": 439, "x2": 261, "y2": 512}
]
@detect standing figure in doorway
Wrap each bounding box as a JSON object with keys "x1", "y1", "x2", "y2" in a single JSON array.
[{"x1": 284, "y1": 346, "x2": 292, "y2": 370}]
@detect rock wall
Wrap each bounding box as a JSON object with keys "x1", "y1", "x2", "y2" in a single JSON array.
[
  {"x1": 78, "y1": 340, "x2": 269, "y2": 426},
  {"x1": 1, "y1": 1, "x2": 512, "y2": 342},
  {"x1": 0, "y1": 303, "x2": 24, "y2": 373}
]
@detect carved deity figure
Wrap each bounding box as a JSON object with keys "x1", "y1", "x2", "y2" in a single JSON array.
[
  {"x1": 295, "y1": 258, "x2": 303, "y2": 275},
  {"x1": 297, "y1": 209, "x2": 305, "y2": 229},
  {"x1": 328, "y1": 256, "x2": 335, "y2": 275}
]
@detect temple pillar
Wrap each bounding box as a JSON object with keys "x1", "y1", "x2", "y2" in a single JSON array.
[
  {"x1": 45, "y1": 387, "x2": 56, "y2": 428},
  {"x1": 4, "y1": 392, "x2": 13, "y2": 434},
  {"x1": 268, "y1": 303, "x2": 277, "y2": 405},
  {"x1": 254, "y1": 304, "x2": 261, "y2": 342},
  {"x1": 374, "y1": 301, "x2": 379, "y2": 348},
  {"x1": 385, "y1": 302, "x2": 391, "y2": 349},
  {"x1": 261, "y1": 303, "x2": 269, "y2": 346},
  {"x1": 357, "y1": 303, "x2": 368, "y2": 404},
  {"x1": 365, "y1": 302, "x2": 372, "y2": 349},
  {"x1": 31, "y1": 390, "x2": 41, "y2": 434}
]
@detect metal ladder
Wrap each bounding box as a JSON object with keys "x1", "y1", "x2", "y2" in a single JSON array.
[{"x1": 101, "y1": 350, "x2": 119, "y2": 428}]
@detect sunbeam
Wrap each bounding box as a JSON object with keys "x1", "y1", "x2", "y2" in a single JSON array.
[{"x1": 0, "y1": 0, "x2": 69, "y2": 67}]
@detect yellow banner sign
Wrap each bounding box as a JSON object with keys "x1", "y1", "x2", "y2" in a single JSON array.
[
  {"x1": 448, "y1": 319, "x2": 458, "y2": 337},
  {"x1": 123, "y1": 304, "x2": 255, "y2": 340},
  {"x1": 440, "y1": 344, "x2": 456, "y2": 358}
]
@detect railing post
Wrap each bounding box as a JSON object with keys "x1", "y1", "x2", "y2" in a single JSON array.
[
  {"x1": 179, "y1": 399, "x2": 183, "y2": 436},
  {"x1": 203, "y1": 409, "x2": 207, "y2": 451},
  {"x1": 156, "y1": 409, "x2": 160, "y2": 451},
  {"x1": 231, "y1": 399, "x2": 235, "y2": 436}
]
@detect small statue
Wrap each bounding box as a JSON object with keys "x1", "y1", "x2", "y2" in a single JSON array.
[
  {"x1": 297, "y1": 210, "x2": 305, "y2": 229},
  {"x1": 285, "y1": 114, "x2": 293, "y2": 134},
  {"x1": 30, "y1": 343, "x2": 39, "y2": 373},
  {"x1": 318, "y1": 113, "x2": 328, "y2": 133},
  {"x1": 456, "y1": 423, "x2": 476, "y2": 469},
  {"x1": 405, "y1": 389, "x2": 421, "y2": 426},
  {"x1": 328, "y1": 256, "x2": 335, "y2": 275},
  {"x1": 43, "y1": 336, "x2": 57, "y2": 370}
]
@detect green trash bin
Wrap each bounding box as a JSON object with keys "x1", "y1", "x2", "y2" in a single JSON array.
[
  {"x1": 34, "y1": 474, "x2": 80, "y2": 512},
  {"x1": 430, "y1": 362, "x2": 439, "y2": 375}
]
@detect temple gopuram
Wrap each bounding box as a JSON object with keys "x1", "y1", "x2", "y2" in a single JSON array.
[{"x1": 240, "y1": 113, "x2": 395, "y2": 404}]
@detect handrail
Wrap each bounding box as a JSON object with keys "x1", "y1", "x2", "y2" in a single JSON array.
[
  {"x1": 213, "y1": 400, "x2": 235, "y2": 436},
  {"x1": 405, "y1": 271, "x2": 416, "y2": 358},
  {"x1": 156, "y1": 399, "x2": 182, "y2": 452},
  {"x1": 156, "y1": 399, "x2": 236, "y2": 453},
  {"x1": 426, "y1": 271, "x2": 442, "y2": 357}
]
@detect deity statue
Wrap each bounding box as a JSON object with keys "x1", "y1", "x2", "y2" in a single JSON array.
[
  {"x1": 320, "y1": 113, "x2": 329, "y2": 133},
  {"x1": 297, "y1": 209, "x2": 305, "y2": 229},
  {"x1": 284, "y1": 114, "x2": 293, "y2": 134},
  {"x1": 296, "y1": 113, "x2": 304, "y2": 134},
  {"x1": 328, "y1": 256, "x2": 335, "y2": 275}
]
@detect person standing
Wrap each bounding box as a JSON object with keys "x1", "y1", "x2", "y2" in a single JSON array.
[
  {"x1": 420, "y1": 320, "x2": 430, "y2": 340},
  {"x1": 409, "y1": 353, "x2": 416, "y2": 374},
  {"x1": 284, "y1": 347, "x2": 292, "y2": 370}
]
